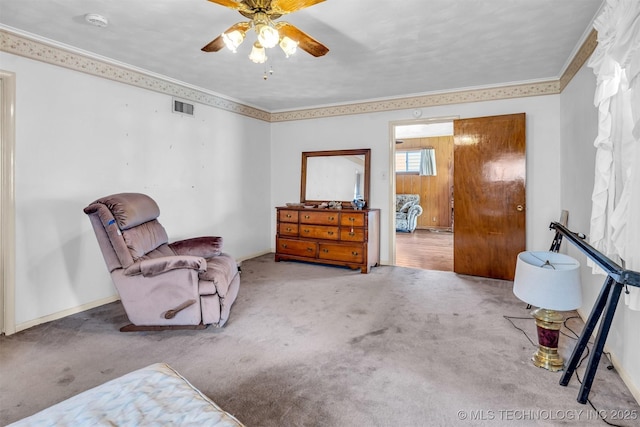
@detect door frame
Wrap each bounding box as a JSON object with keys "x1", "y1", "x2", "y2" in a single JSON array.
[
  {"x1": 388, "y1": 116, "x2": 458, "y2": 265},
  {"x1": 1, "y1": 70, "x2": 16, "y2": 336}
]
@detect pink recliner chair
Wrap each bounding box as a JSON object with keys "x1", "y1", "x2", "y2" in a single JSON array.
[{"x1": 84, "y1": 193, "x2": 240, "y2": 331}]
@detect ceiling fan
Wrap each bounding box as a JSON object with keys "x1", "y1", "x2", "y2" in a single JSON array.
[{"x1": 201, "y1": 0, "x2": 329, "y2": 63}]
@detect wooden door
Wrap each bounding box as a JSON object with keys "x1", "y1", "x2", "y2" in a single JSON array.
[{"x1": 453, "y1": 113, "x2": 526, "y2": 280}]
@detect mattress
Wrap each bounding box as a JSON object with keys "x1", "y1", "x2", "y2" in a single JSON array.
[{"x1": 8, "y1": 363, "x2": 244, "y2": 427}]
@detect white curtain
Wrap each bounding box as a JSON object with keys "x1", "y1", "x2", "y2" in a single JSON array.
[
  {"x1": 588, "y1": 0, "x2": 640, "y2": 309},
  {"x1": 419, "y1": 148, "x2": 437, "y2": 176}
]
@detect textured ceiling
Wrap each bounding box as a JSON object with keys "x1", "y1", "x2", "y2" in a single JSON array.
[{"x1": 0, "y1": 0, "x2": 603, "y2": 112}]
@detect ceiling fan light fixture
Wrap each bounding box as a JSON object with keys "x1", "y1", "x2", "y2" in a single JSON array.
[
  {"x1": 222, "y1": 30, "x2": 245, "y2": 53},
  {"x1": 202, "y1": 1, "x2": 329, "y2": 66},
  {"x1": 279, "y1": 36, "x2": 298, "y2": 58},
  {"x1": 249, "y1": 42, "x2": 267, "y2": 64},
  {"x1": 257, "y1": 24, "x2": 279, "y2": 49}
]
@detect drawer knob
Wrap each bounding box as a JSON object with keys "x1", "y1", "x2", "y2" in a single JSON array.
[
  {"x1": 322, "y1": 249, "x2": 329, "y2": 253},
  {"x1": 286, "y1": 214, "x2": 292, "y2": 218},
  {"x1": 303, "y1": 229, "x2": 310, "y2": 233},
  {"x1": 349, "y1": 217, "x2": 355, "y2": 222},
  {"x1": 305, "y1": 215, "x2": 310, "y2": 219},
  {"x1": 286, "y1": 227, "x2": 292, "y2": 232},
  {"x1": 328, "y1": 216, "x2": 335, "y2": 221},
  {"x1": 282, "y1": 244, "x2": 287, "y2": 248},
  {"x1": 349, "y1": 232, "x2": 355, "y2": 236},
  {"x1": 327, "y1": 231, "x2": 334, "y2": 235},
  {"x1": 352, "y1": 251, "x2": 359, "y2": 256},
  {"x1": 307, "y1": 247, "x2": 314, "y2": 252}
]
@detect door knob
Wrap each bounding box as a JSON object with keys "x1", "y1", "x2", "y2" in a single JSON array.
[{"x1": 516, "y1": 204, "x2": 524, "y2": 212}]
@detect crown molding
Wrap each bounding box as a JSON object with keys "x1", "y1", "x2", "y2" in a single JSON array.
[
  {"x1": 270, "y1": 81, "x2": 561, "y2": 122},
  {"x1": 0, "y1": 29, "x2": 271, "y2": 122},
  {"x1": 559, "y1": 29, "x2": 598, "y2": 92},
  {"x1": 1, "y1": 28, "x2": 596, "y2": 124}
]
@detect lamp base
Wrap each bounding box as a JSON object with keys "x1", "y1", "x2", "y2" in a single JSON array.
[
  {"x1": 530, "y1": 308, "x2": 565, "y2": 372},
  {"x1": 532, "y1": 344, "x2": 565, "y2": 372}
]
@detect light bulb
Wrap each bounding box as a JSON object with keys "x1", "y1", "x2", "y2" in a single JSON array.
[
  {"x1": 257, "y1": 24, "x2": 279, "y2": 48},
  {"x1": 249, "y1": 42, "x2": 267, "y2": 63},
  {"x1": 279, "y1": 36, "x2": 298, "y2": 57},
  {"x1": 222, "y1": 30, "x2": 244, "y2": 53}
]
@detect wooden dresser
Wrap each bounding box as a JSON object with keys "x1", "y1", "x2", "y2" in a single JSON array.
[{"x1": 275, "y1": 207, "x2": 380, "y2": 273}]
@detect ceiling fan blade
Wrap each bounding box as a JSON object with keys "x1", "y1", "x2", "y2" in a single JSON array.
[
  {"x1": 270, "y1": 0, "x2": 325, "y2": 15},
  {"x1": 201, "y1": 35, "x2": 226, "y2": 52},
  {"x1": 277, "y1": 22, "x2": 329, "y2": 57},
  {"x1": 206, "y1": 0, "x2": 246, "y2": 10},
  {"x1": 207, "y1": 0, "x2": 256, "y2": 17},
  {"x1": 201, "y1": 22, "x2": 251, "y2": 52}
]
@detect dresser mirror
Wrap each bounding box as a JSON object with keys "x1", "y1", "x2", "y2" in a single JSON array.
[{"x1": 301, "y1": 148, "x2": 371, "y2": 206}]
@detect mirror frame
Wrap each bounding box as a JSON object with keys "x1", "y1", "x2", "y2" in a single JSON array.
[{"x1": 300, "y1": 148, "x2": 371, "y2": 206}]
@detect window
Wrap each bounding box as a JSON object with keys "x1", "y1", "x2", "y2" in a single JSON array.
[{"x1": 395, "y1": 150, "x2": 421, "y2": 173}]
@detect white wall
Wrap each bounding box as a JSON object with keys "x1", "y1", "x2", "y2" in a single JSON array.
[
  {"x1": 2, "y1": 52, "x2": 272, "y2": 328},
  {"x1": 560, "y1": 63, "x2": 640, "y2": 402},
  {"x1": 3, "y1": 38, "x2": 638, "y2": 406},
  {"x1": 271, "y1": 96, "x2": 562, "y2": 263}
]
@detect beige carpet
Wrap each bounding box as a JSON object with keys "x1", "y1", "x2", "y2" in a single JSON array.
[{"x1": 1, "y1": 254, "x2": 638, "y2": 426}]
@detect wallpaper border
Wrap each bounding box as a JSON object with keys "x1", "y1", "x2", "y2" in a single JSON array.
[
  {"x1": 0, "y1": 29, "x2": 271, "y2": 122},
  {"x1": 1, "y1": 28, "x2": 596, "y2": 123}
]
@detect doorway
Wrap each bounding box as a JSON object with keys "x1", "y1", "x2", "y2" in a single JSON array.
[
  {"x1": 0, "y1": 70, "x2": 16, "y2": 335},
  {"x1": 391, "y1": 118, "x2": 455, "y2": 272},
  {"x1": 390, "y1": 113, "x2": 526, "y2": 280}
]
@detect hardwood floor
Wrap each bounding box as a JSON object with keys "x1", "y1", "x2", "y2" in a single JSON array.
[{"x1": 395, "y1": 229, "x2": 453, "y2": 271}]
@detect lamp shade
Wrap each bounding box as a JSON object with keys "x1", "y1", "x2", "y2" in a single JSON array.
[
  {"x1": 279, "y1": 36, "x2": 298, "y2": 57},
  {"x1": 513, "y1": 251, "x2": 582, "y2": 311},
  {"x1": 257, "y1": 24, "x2": 279, "y2": 48},
  {"x1": 249, "y1": 42, "x2": 267, "y2": 64},
  {"x1": 222, "y1": 30, "x2": 244, "y2": 53}
]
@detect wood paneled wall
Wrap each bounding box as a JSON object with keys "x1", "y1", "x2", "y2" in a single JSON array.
[{"x1": 396, "y1": 136, "x2": 453, "y2": 230}]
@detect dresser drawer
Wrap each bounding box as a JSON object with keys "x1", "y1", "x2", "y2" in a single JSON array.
[
  {"x1": 279, "y1": 210, "x2": 299, "y2": 223},
  {"x1": 341, "y1": 212, "x2": 366, "y2": 227},
  {"x1": 275, "y1": 206, "x2": 379, "y2": 274},
  {"x1": 318, "y1": 243, "x2": 364, "y2": 263},
  {"x1": 278, "y1": 222, "x2": 299, "y2": 236},
  {"x1": 300, "y1": 211, "x2": 339, "y2": 225},
  {"x1": 277, "y1": 238, "x2": 317, "y2": 257},
  {"x1": 299, "y1": 225, "x2": 339, "y2": 240},
  {"x1": 340, "y1": 228, "x2": 365, "y2": 242}
]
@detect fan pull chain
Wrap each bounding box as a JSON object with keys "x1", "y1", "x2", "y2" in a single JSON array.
[{"x1": 263, "y1": 65, "x2": 274, "y2": 80}]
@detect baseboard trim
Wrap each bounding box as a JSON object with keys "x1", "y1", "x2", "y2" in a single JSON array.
[
  {"x1": 15, "y1": 294, "x2": 120, "y2": 333},
  {"x1": 575, "y1": 308, "x2": 640, "y2": 405},
  {"x1": 12, "y1": 252, "x2": 272, "y2": 334},
  {"x1": 605, "y1": 345, "x2": 640, "y2": 405},
  {"x1": 237, "y1": 250, "x2": 272, "y2": 265}
]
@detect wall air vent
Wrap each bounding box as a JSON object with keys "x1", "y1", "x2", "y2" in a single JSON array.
[{"x1": 172, "y1": 98, "x2": 194, "y2": 116}]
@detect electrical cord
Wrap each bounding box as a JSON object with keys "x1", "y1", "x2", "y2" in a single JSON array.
[
  {"x1": 503, "y1": 314, "x2": 630, "y2": 427},
  {"x1": 561, "y1": 316, "x2": 624, "y2": 427},
  {"x1": 503, "y1": 315, "x2": 537, "y2": 346}
]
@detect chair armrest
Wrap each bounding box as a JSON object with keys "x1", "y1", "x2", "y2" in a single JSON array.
[
  {"x1": 169, "y1": 236, "x2": 223, "y2": 258},
  {"x1": 408, "y1": 205, "x2": 423, "y2": 216},
  {"x1": 131, "y1": 256, "x2": 207, "y2": 277},
  {"x1": 399, "y1": 201, "x2": 414, "y2": 213},
  {"x1": 407, "y1": 205, "x2": 423, "y2": 223}
]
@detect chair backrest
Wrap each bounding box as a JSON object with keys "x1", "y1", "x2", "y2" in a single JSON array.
[
  {"x1": 396, "y1": 194, "x2": 420, "y2": 211},
  {"x1": 84, "y1": 193, "x2": 169, "y2": 272}
]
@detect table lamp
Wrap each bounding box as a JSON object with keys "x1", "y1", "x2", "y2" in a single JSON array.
[{"x1": 513, "y1": 251, "x2": 582, "y2": 371}]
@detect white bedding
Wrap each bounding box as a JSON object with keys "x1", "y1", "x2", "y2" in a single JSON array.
[{"x1": 9, "y1": 363, "x2": 244, "y2": 427}]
